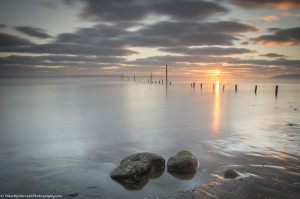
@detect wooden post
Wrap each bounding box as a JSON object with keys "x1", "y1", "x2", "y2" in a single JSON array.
[
  {"x1": 235, "y1": 84, "x2": 237, "y2": 93},
  {"x1": 254, "y1": 85, "x2": 257, "y2": 94},
  {"x1": 150, "y1": 72, "x2": 152, "y2": 84},
  {"x1": 275, "y1": 85, "x2": 278, "y2": 96},
  {"x1": 213, "y1": 84, "x2": 215, "y2": 91},
  {"x1": 223, "y1": 84, "x2": 225, "y2": 91},
  {"x1": 134, "y1": 74, "x2": 135, "y2": 82},
  {"x1": 166, "y1": 64, "x2": 168, "y2": 88},
  {"x1": 200, "y1": 83, "x2": 202, "y2": 89}
]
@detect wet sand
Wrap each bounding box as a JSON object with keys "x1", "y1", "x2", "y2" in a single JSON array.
[
  {"x1": 148, "y1": 152, "x2": 300, "y2": 199},
  {"x1": 47, "y1": 151, "x2": 299, "y2": 199}
]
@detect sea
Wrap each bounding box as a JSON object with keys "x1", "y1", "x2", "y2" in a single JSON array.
[{"x1": 0, "y1": 77, "x2": 299, "y2": 199}]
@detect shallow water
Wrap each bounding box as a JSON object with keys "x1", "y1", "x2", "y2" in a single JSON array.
[{"x1": 0, "y1": 78, "x2": 299, "y2": 198}]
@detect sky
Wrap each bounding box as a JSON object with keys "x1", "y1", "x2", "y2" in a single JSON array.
[{"x1": 0, "y1": 0, "x2": 300, "y2": 80}]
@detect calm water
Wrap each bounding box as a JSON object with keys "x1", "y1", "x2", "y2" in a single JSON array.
[{"x1": 0, "y1": 78, "x2": 299, "y2": 199}]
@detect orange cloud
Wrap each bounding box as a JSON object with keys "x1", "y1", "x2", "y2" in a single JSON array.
[
  {"x1": 256, "y1": 40, "x2": 295, "y2": 46},
  {"x1": 282, "y1": 11, "x2": 300, "y2": 17},
  {"x1": 232, "y1": 0, "x2": 300, "y2": 10},
  {"x1": 258, "y1": 15, "x2": 278, "y2": 21},
  {"x1": 277, "y1": 2, "x2": 299, "y2": 10}
]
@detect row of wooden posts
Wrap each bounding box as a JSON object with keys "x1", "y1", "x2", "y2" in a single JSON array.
[
  {"x1": 191, "y1": 82, "x2": 279, "y2": 96},
  {"x1": 120, "y1": 64, "x2": 279, "y2": 96},
  {"x1": 121, "y1": 74, "x2": 279, "y2": 96}
]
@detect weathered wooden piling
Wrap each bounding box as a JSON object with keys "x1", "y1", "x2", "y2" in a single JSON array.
[
  {"x1": 166, "y1": 64, "x2": 168, "y2": 88},
  {"x1": 200, "y1": 83, "x2": 202, "y2": 89},
  {"x1": 254, "y1": 85, "x2": 257, "y2": 94},
  {"x1": 235, "y1": 84, "x2": 237, "y2": 93},
  {"x1": 150, "y1": 72, "x2": 152, "y2": 84},
  {"x1": 275, "y1": 85, "x2": 278, "y2": 96},
  {"x1": 134, "y1": 74, "x2": 135, "y2": 82},
  {"x1": 213, "y1": 84, "x2": 215, "y2": 91},
  {"x1": 223, "y1": 84, "x2": 225, "y2": 91}
]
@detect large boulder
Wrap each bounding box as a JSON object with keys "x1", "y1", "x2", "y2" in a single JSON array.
[
  {"x1": 110, "y1": 152, "x2": 165, "y2": 183},
  {"x1": 167, "y1": 150, "x2": 198, "y2": 174},
  {"x1": 224, "y1": 169, "x2": 239, "y2": 179}
]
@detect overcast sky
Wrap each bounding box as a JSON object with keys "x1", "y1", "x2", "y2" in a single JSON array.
[{"x1": 0, "y1": 0, "x2": 299, "y2": 79}]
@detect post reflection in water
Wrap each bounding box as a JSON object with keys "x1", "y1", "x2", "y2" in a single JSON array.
[{"x1": 212, "y1": 80, "x2": 221, "y2": 136}]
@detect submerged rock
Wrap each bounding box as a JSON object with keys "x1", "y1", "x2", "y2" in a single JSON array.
[
  {"x1": 110, "y1": 152, "x2": 165, "y2": 183},
  {"x1": 167, "y1": 150, "x2": 198, "y2": 174},
  {"x1": 68, "y1": 192, "x2": 79, "y2": 197},
  {"x1": 224, "y1": 169, "x2": 239, "y2": 179}
]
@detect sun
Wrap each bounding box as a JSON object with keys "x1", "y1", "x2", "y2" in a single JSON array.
[{"x1": 216, "y1": 70, "x2": 220, "y2": 74}]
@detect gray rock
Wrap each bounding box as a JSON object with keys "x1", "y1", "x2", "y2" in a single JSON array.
[
  {"x1": 167, "y1": 150, "x2": 198, "y2": 174},
  {"x1": 110, "y1": 152, "x2": 165, "y2": 183},
  {"x1": 68, "y1": 192, "x2": 79, "y2": 197},
  {"x1": 224, "y1": 169, "x2": 239, "y2": 179}
]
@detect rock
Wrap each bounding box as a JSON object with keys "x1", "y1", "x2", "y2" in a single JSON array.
[
  {"x1": 224, "y1": 169, "x2": 239, "y2": 179},
  {"x1": 68, "y1": 192, "x2": 79, "y2": 197},
  {"x1": 110, "y1": 152, "x2": 165, "y2": 183},
  {"x1": 167, "y1": 150, "x2": 198, "y2": 174}
]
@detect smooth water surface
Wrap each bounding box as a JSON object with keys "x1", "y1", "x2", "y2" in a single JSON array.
[{"x1": 0, "y1": 78, "x2": 299, "y2": 198}]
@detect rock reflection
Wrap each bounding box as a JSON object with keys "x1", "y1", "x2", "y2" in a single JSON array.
[
  {"x1": 112, "y1": 170, "x2": 164, "y2": 190},
  {"x1": 167, "y1": 171, "x2": 196, "y2": 180}
]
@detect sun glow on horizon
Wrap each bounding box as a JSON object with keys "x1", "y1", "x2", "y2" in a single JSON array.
[{"x1": 216, "y1": 70, "x2": 220, "y2": 74}]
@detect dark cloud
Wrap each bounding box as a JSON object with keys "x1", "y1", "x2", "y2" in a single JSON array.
[
  {"x1": 267, "y1": 27, "x2": 282, "y2": 32},
  {"x1": 0, "y1": 54, "x2": 125, "y2": 77},
  {"x1": 151, "y1": 0, "x2": 228, "y2": 19},
  {"x1": 0, "y1": 32, "x2": 33, "y2": 47},
  {"x1": 0, "y1": 24, "x2": 7, "y2": 28},
  {"x1": 14, "y1": 26, "x2": 52, "y2": 39},
  {"x1": 37, "y1": 0, "x2": 58, "y2": 8},
  {"x1": 126, "y1": 55, "x2": 230, "y2": 67},
  {"x1": 47, "y1": 21, "x2": 257, "y2": 49},
  {"x1": 130, "y1": 21, "x2": 258, "y2": 47},
  {"x1": 56, "y1": 23, "x2": 128, "y2": 47},
  {"x1": 231, "y1": 0, "x2": 300, "y2": 10},
  {"x1": 159, "y1": 47, "x2": 254, "y2": 55},
  {"x1": 78, "y1": 0, "x2": 228, "y2": 22},
  {"x1": 252, "y1": 27, "x2": 300, "y2": 46},
  {"x1": 0, "y1": 55, "x2": 125, "y2": 65},
  {"x1": 241, "y1": 41, "x2": 249, "y2": 45},
  {"x1": 205, "y1": 21, "x2": 258, "y2": 34},
  {"x1": 260, "y1": 53, "x2": 287, "y2": 57},
  {"x1": 0, "y1": 43, "x2": 137, "y2": 56},
  {"x1": 0, "y1": 26, "x2": 137, "y2": 56},
  {"x1": 0, "y1": 19, "x2": 260, "y2": 66},
  {"x1": 79, "y1": 0, "x2": 149, "y2": 21},
  {"x1": 138, "y1": 21, "x2": 258, "y2": 36}
]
